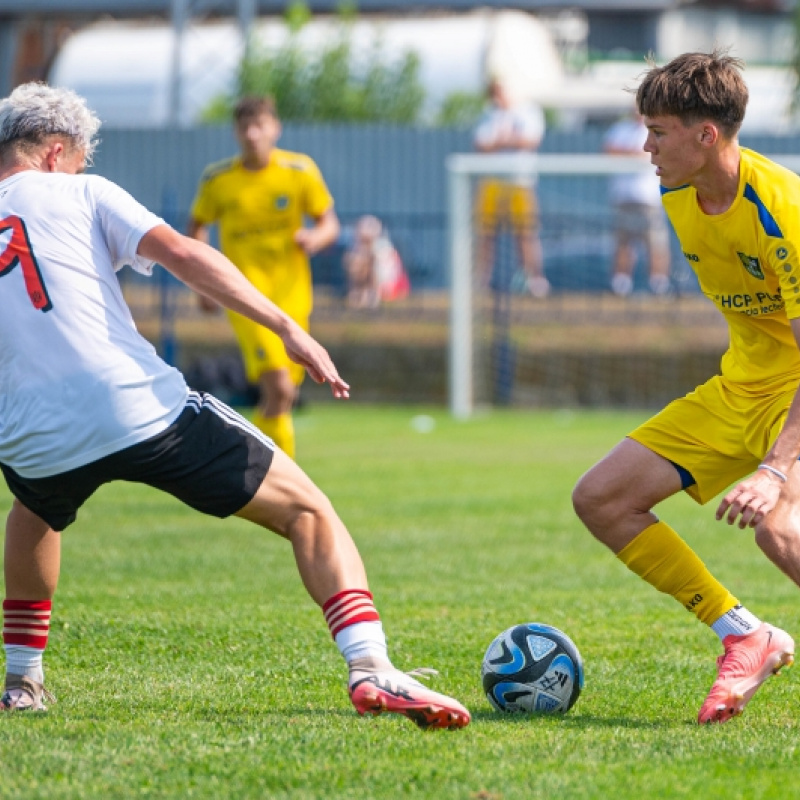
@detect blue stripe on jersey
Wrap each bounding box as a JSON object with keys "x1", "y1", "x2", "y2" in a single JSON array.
[
  {"x1": 743, "y1": 184, "x2": 783, "y2": 238},
  {"x1": 659, "y1": 184, "x2": 690, "y2": 195}
]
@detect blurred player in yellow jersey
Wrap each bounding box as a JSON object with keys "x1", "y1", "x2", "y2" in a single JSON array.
[
  {"x1": 573, "y1": 50, "x2": 800, "y2": 724},
  {"x1": 188, "y1": 96, "x2": 340, "y2": 459}
]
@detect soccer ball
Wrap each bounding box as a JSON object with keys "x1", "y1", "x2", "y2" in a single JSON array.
[{"x1": 481, "y1": 623, "x2": 584, "y2": 714}]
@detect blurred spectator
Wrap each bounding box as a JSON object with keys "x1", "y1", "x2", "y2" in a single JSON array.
[
  {"x1": 473, "y1": 78, "x2": 549, "y2": 298},
  {"x1": 344, "y1": 215, "x2": 409, "y2": 308},
  {"x1": 604, "y1": 111, "x2": 671, "y2": 296}
]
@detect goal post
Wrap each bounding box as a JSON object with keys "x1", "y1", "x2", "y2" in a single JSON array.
[
  {"x1": 446, "y1": 152, "x2": 658, "y2": 418},
  {"x1": 446, "y1": 151, "x2": 800, "y2": 418}
]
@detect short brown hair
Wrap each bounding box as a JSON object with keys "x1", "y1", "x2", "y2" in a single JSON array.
[
  {"x1": 233, "y1": 95, "x2": 277, "y2": 122},
  {"x1": 636, "y1": 50, "x2": 748, "y2": 138}
]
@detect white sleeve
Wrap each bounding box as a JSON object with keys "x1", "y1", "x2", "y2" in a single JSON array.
[
  {"x1": 89, "y1": 176, "x2": 166, "y2": 275},
  {"x1": 518, "y1": 105, "x2": 545, "y2": 144},
  {"x1": 474, "y1": 112, "x2": 497, "y2": 148}
]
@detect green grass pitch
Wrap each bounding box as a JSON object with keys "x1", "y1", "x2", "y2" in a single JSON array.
[{"x1": 1, "y1": 405, "x2": 799, "y2": 799}]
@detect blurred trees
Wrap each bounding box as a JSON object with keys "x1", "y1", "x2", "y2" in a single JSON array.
[
  {"x1": 202, "y1": 1, "x2": 426, "y2": 124},
  {"x1": 435, "y1": 91, "x2": 485, "y2": 128}
]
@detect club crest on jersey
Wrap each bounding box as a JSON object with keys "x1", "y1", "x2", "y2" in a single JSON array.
[
  {"x1": 274, "y1": 195, "x2": 289, "y2": 210},
  {"x1": 776, "y1": 247, "x2": 789, "y2": 260},
  {"x1": 737, "y1": 252, "x2": 764, "y2": 280}
]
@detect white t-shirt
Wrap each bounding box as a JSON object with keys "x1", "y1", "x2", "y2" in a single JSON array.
[
  {"x1": 473, "y1": 104, "x2": 546, "y2": 152},
  {"x1": 0, "y1": 170, "x2": 188, "y2": 478},
  {"x1": 603, "y1": 118, "x2": 662, "y2": 207},
  {"x1": 474, "y1": 103, "x2": 546, "y2": 188}
]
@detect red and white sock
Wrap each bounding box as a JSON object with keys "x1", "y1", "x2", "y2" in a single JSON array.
[
  {"x1": 3, "y1": 599, "x2": 51, "y2": 684},
  {"x1": 323, "y1": 589, "x2": 388, "y2": 663}
]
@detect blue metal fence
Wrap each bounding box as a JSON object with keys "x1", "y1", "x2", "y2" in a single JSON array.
[{"x1": 95, "y1": 124, "x2": 800, "y2": 295}]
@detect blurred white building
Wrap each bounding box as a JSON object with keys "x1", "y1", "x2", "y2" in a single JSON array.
[{"x1": 48, "y1": 7, "x2": 800, "y2": 131}]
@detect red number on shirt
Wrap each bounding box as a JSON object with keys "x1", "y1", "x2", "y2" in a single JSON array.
[{"x1": 0, "y1": 215, "x2": 52, "y2": 312}]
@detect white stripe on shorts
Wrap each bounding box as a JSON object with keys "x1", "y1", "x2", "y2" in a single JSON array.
[
  {"x1": 200, "y1": 393, "x2": 276, "y2": 452},
  {"x1": 186, "y1": 389, "x2": 204, "y2": 413}
]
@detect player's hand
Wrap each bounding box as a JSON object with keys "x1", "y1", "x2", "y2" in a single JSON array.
[
  {"x1": 282, "y1": 324, "x2": 350, "y2": 399},
  {"x1": 294, "y1": 228, "x2": 317, "y2": 255},
  {"x1": 715, "y1": 470, "x2": 784, "y2": 529}
]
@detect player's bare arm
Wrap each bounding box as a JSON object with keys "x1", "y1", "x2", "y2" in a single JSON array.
[
  {"x1": 509, "y1": 129, "x2": 542, "y2": 151},
  {"x1": 716, "y1": 316, "x2": 800, "y2": 528},
  {"x1": 186, "y1": 217, "x2": 209, "y2": 244},
  {"x1": 185, "y1": 217, "x2": 220, "y2": 313},
  {"x1": 293, "y1": 208, "x2": 340, "y2": 256},
  {"x1": 138, "y1": 224, "x2": 350, "y2": 398},
  {"x1": 475, "y1": 133, "x2": 535, "y2": 153}
]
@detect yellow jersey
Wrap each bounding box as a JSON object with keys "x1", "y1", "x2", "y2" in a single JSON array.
[
  {"x1": 190, "y1": 148, "x2": 333, "y2": 317},
  {"x1": 662, "y1": 148, "x2": 800, "y2": 392}
]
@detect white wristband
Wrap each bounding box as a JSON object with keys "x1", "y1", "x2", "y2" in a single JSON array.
[{"x1": 758, "y1": 463, "x2": 788, "y2": 483}]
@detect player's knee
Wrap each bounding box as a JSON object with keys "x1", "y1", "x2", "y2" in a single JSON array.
[
  {"x1": 289, "y1": 496, "x2": 346, "y2": 547},
  {"x1": 573, "y1": 467, "x2": 644, "y2": 541},
  {"x1": 288, "y1": 483, "x2": 337, "y2": 527},
  {"x1": 572, "y1": 469, "x2": 614, "y2": 530},
  {"x1": 260, "y1": 370, "x2": 296, "y2": 414},
  {"x1": 274, "y1": 388, "x2": 295, "y2": 414}
]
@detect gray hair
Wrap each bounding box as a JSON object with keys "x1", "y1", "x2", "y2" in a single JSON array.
[{"x1": 0, "y1": 82, "x2": 101, "y2": 161}]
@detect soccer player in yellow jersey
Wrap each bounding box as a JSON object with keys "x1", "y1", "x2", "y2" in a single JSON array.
[
  {"x1": 573, "y1": 50, "x2": 800, "y2": 724},
  {"x1": 188, "y1": 96, "x2": 340, "y2": 459}
]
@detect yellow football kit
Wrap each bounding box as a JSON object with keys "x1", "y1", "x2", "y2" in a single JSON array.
[
  {"x1": 190, "y1": 149, "x2": 334, "y2": 386},
  {"x1": 476, "y1": 179, "x2": 539, "y2": 234},
  {"x1": 630, "y1": 148, "x2": 800, "y2": 503}
]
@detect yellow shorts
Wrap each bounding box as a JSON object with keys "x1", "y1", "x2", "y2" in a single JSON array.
[
  {"x1": 476, "y1": 180, "x2": 538, "y2": 233},
  {"x1": 226, "y1": 309, "x2": 307, "y2": 387},
  {"x1": 629, "y1": 374, "x2": 798, "y2": 504}
]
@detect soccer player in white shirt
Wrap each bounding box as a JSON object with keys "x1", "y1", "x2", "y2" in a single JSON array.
[{"x1": 0, "y1": 83, "x2": 469, "y2": 729}]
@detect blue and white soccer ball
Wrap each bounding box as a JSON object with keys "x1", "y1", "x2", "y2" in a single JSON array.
[{"x1": 481, "y1": 623, "x2": 585, "y2": 714}]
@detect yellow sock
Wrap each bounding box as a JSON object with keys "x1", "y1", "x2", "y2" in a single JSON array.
[
  {"x1": 617, "y1": 520, "x2": 738, "y2": 626},
  {"x1": 252, "y1": 411, "x2": 295, "y2": 460}
]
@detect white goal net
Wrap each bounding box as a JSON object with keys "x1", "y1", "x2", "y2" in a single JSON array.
[{"x1": 446, "y1": 151, "x2": 800, "y2": 418}]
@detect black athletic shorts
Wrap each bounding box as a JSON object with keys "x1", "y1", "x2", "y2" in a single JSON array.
[{"x1": 0, "y1": 390, "x2": 275, "y2": 531}]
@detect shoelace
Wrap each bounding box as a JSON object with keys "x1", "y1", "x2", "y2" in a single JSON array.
[
  {"x1": 347, "y1": 663, "x2": 440, "y2": 690},
  {"x1": 405, "y1": 667, "x2": 439, "y2": 681}
]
